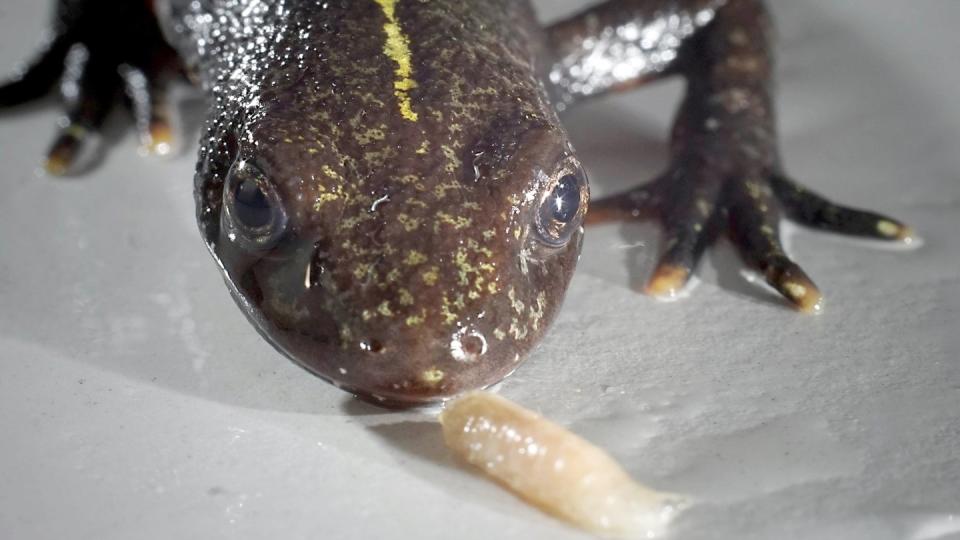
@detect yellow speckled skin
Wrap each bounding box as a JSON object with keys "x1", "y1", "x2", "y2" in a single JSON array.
[{"x1": 193, "y1": 0, "x2": 583, "y2": 404}]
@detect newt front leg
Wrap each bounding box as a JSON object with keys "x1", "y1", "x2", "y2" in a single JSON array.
[
  {"x1": 549, "y1": 0, "x2": 912, "y2": 312},
  {"x1": 0, "y1": 0, "x2": 180, "y2": 174}
]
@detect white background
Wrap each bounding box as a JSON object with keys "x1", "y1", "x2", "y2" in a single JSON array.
[{"x1": 1, "y1": 1, "x2": 958, "y2": 539}]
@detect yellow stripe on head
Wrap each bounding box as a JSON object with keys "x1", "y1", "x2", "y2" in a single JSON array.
[{"x1": 374, "y1": 0, "x2": 419, "y2": 122}]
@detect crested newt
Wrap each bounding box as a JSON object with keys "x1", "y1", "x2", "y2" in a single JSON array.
[{"x1": 0, "y1": 0, "x2": 913, "y2": 404}]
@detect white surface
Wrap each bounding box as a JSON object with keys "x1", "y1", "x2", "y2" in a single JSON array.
[{"x1": 1, "y1": 1, "x2": 958, "y2": 539}]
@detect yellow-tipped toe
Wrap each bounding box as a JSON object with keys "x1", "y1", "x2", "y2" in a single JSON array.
[
  {"x1": 780, "y1": 279, "x2": 823, "y2": 314},
  {"x1": 145, "y1": 122, "x2": 174, "y2": 156},
  {"x1": 43, "y1": 155, "x2": 69, "y2": 177},
  {"x1": 877, "y1": 220, "x2": 914, "y2": 243},
  {"x1": 644, "y1": 264, "x2": 690, "y2": 298}
]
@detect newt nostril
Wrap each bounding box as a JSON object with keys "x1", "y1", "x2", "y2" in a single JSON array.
[
  {"x1": 360, "y1": 339, "x2": 385, "y2": 354},
  {"x1": 451, "y1": 330, "x2": 488, "y2": 363}
]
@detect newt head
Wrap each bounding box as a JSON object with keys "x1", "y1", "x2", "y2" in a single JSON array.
[
  {"x1": 195, "y1": 104, "x2": 588, "y2": 404},
  {"x1": 192, "y1": 0, "x2": 587, "y2": 405}
]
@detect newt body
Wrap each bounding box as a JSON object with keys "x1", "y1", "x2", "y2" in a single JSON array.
[{"x1": 0, "y1": 0, "x2": 912, "y2": 404}]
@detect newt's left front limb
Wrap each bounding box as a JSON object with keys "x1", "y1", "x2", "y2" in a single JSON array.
[
  {"x1": 549, "y1": 0, "x2": 912, "y2": 312},
  {"x1": 0, "y1": 0, "x2": 181, "y2": 174}
]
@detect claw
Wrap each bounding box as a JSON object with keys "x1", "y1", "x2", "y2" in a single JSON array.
[
  {"x1": 645, "y1": 264, "x2": 691, "y2": 298},
  {"x1": 146, "y1": 117, "x2": 175, "y2": 156},
  {"x1": 762, "y1": 257, "x2": 823, "y2": 313},
  {"x1": 876, "y1": 220, "x2": 915, "y2": 243},
  {"x1": 44, "y1": 154, "x2": 71, "y2": 176},
  {"x1": 44, "y1": 122, "x2": 92, "y2": 176}
]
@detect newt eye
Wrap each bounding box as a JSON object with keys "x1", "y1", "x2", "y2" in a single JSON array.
[
  {"x1": 535, "y1": 162, "x2": 589, "y2": 247},
  {"x1": 223, "y1": 159, "x2": 288, "y2": 249}
]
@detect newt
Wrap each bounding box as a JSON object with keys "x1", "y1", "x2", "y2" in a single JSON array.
[{"x1": 0, "y1": 0, "x2": 913, "y2": 404}]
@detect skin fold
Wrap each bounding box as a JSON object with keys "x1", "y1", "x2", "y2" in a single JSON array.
[{"x1": 0, "y1": 0, "x2": 912, "y2": 404}]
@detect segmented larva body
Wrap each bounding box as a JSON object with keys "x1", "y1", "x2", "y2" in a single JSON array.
[{"x1": 440, "y1": 392, "x2": 687, "y2": 538}]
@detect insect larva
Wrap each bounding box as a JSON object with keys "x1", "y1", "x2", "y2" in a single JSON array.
[{"x1": 440, "y1": 392, "x2": 688, "y2": 538}]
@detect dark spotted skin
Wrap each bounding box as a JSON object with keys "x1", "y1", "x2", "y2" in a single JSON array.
[{"x1": 1, "y1": 0, "x2": 913, "y2": 405}]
